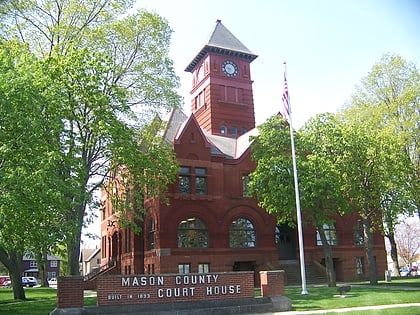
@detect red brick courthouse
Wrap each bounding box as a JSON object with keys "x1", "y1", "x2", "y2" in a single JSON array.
[
  {"x1": 100, "y1": 20, "x2": 387, "y2": 288},
  {"x1": 50, "y1": 21, "x2": 386, "y2": 314}
]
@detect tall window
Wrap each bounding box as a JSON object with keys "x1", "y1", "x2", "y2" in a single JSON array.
[
  {"x1": 231, "y1": 126, "x2": 237, "y2": 137},
  {"x1": 179, "y1": 166, "x2": 191, "y2": 194},
  {"x1": 242, "y1": 174, "x2": 251, "y2": 197},
  {"x1": 148, "y1": 219, "x2": 155, "y2": 250},
  {"x1": 125, "y1": 227, "x2": 132, "y2": 253},
  {"x1": 195, "y1": 167, "x2": 207, "y2": 195},
  {"x1": 356, "y1": 257, "x2": 364, "y2": 275},
  {"x1": 353, "y1": 221, "x2": 364, "y2": 246},
  {"x1": 221, "y1": 125, "x2": 227, "y2": 135},
  {"x1": 198, "y1": 263, "x2": 210, "y2": 273},
  {"x1": 178, "y1": 263, "x2": 191, "y2": 274},
  {"x1": 178, "y1": 217, "x2": 208, "y2": 248},
  {"x1": 316, "y1": 223, "x2": 338, "y2": 246},
  {"x1": 229, "y1": 217, "x2": 256, "y2": 248},
  {"x1": 50, "y1": 260, "x2": 57, "y2": 268},
  {"x1": 179, "y1": 166, "x2": 207, "y2": 195},
  {"x1": 102, "y1": 236, "x2": 107, "y2": 258}
]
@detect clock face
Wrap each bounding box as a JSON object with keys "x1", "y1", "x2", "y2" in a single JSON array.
[{"x1": 222, "y1": 60, "x2": 238, "y2": 77}]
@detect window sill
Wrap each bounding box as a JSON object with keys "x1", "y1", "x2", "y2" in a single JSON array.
[{"x1": 173, "y1": 193, "x2": 213, "y2": 201}]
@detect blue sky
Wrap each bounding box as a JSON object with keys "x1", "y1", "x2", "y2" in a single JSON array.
[{"x1": 136, "y1": 0, "x2": 420, "y2": 128}]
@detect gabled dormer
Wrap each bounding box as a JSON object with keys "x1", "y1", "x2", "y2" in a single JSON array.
[{"x1": 185, "y1": 20, "x2": 258, "y2": 138}]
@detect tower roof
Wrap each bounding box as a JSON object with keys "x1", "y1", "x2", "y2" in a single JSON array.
[{"x1": 185, "y1": 20, "x2": 258, "y2": 72}]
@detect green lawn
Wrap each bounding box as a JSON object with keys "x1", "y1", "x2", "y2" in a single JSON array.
[
  {"x1": 0, "y1": 287, "x2": 96, "y2": 315},
  {"x1": 0, "y1": 278, "x2": 419, "y2": 315},
  {"x1": 285, "y1": 277, "x2": 420, "y2": 312}
]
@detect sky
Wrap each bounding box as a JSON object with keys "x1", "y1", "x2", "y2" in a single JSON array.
[
  {"x1": 82, "y1": 0, "x2": 420, "y2": 247},
  {"x1": 134, "y1": 0, "x2": 420, "y2": 129}
]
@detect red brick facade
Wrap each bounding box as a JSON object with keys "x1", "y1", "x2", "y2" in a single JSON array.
[{"x1": 100, "y1": 20, "x2": 387, "y2": 287}]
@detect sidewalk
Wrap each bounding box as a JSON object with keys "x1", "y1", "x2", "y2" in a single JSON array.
[{"x1": 272, "y1": 303, "x2": 420, "y2": 314}]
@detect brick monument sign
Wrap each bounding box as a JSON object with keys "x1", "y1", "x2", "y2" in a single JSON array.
[
  {"x1": 51, "y1": 270, "x2": 291, "y2": 314},
  {"x1": 97, "y1": 271, "x2": 254, "y2": 306}
]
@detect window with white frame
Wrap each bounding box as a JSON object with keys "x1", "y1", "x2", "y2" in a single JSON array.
[
  {"x1": 316, "y1": 223, "x2": 338, "y2": 246},
  {"x1": 178, "y1": 263, "x2": 190, "y2": 274}
]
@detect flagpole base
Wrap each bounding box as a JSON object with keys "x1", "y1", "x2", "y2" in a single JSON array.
[{"x1": 301, "y1": 290, "x2": 308, "y2": 295}]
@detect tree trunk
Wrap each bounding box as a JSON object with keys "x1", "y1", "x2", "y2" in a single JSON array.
[
  {"x1": 318, "y1": 224, "x2": 336, "y2": 287},
  {"x1": 37, "y1": 250, "x2": 49, "y2": 287},
  {"x1": 0, "y1": 247, "x2": 26, "y2": 300},
  {"x1": 363, "y1": 217, "x2": 378, "y2": 285},
  {"x1": 67, "y1": 235, "x2": 82, "y2": 275},
  {"x1": 66, "y1": 203, "x2": 85, "y2": 275},
  {"x1": 386, "y1": 232, "x2": 400, "y2": 276}
]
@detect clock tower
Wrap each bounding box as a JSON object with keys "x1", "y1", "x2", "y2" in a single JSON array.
[{"x1": 185, "y1": 20, "x2": 258, "y2": 138}]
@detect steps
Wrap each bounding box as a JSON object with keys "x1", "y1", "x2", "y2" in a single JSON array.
[{"x1": 278, "y1": 260, "x2": 328, "y2": 286}]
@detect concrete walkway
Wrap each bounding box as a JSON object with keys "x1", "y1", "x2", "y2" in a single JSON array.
[{"x1": 271, "y1": 303, "x2": 420, "y2": 314}]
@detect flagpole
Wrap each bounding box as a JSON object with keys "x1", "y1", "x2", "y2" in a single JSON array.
[{"x1": 283, "y1": 62, "x2": 308, "y2": 295}]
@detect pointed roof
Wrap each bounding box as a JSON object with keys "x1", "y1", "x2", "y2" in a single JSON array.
[
  {"x1": 79, "y1": 248, "x2": 100, "y2": 262},
  {"x1": 185, "y1": 20, "x2": 258, "y2": 72}
]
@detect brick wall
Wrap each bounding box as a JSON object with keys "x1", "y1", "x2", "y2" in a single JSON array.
[
  {"x1": 96, "y1": 272, "x2": 254, "y2": 306},
  {"x1": 260, "y1": 270, "x2": 285, "y2": 297},
  {"x1": 57, "y1": 276, "x2": 84, "y2": 308}
]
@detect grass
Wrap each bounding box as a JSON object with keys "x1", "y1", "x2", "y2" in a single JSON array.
[
  {"x1": 0, "y1": 287, "x2": 96, "y2": 315},
  {"x1": 321, "y1": 307, "x2": 420, "y2": 315},
  {"x1": 0, "y1": 278, "x2": 419, "y2": 315},
  {"x1": 285, "y1": 277, "x2": 420, "y2": 313}
]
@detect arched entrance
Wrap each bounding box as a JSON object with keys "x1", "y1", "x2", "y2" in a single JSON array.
[{"x1": 275, "y1": 224, "x2": 296, "y2": 260}]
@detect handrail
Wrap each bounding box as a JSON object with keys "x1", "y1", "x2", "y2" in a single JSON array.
[{"x1": 84, "y1": 258, "x2": 115, "y2": 281}]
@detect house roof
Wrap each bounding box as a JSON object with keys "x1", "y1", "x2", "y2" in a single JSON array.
[
  {"x1": 23, "y1": 253, "x2": 61, "y2": 261},
  {"x1": 162, "y1": 108, "x2": 188, "y2": 143},
  {"x1": 79, "y1": 248, "x2": 100, "y2": 262},
  {"x1": 185, "y1": 20, "x2": 258, "y2": 72}
]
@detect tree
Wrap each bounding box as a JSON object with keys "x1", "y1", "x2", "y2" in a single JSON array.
[
  {"x1": 333, "y1": 118, "x2": 407, "y2": 284},
  {"x1": 0, "y1": 0, "x2": 181, "y2": 275},
  {"x1": 343, "y1": 53, "x2": 420, "y2": 276},
  {"x1": 249, "y1": 114, "x2": 349, "y2": 287},
  {"x1": 0, "y1": 41, "x2": 72, "y2": 299},
  {"x1": 298, "y1": 113, "x2": 351, "y2": 286},
  {"x1": 395, "y1": 219, "x2": 420, "y2": 268}
]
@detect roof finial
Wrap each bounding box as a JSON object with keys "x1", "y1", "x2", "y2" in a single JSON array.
[{"x1": 216, "y1": 19, "x2": 221, "y2": 23}]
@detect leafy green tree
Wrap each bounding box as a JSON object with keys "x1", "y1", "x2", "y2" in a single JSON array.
[
  {"x1": 298, "y1": 113, "x2": 351, "y2": 286},
  {"x1": 343, "y1": 53, "x2": 419, "y2": 276},
  {"x1": 250, "y1": 114, "x2": 349, "y2": 287},
  {"x1": 0, "y1": 41, "x2": 72, "y2": 299},
  {"x1": 0, "y1": 0, "x2": 181, "y2": 275},
  {"x1": 333, "y1": 118, "x2": 408, "y2": 284}
]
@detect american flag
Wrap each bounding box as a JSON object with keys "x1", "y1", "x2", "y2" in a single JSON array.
[{"x1": 281, "y1": 74, "x2": 290, "y2": 121}]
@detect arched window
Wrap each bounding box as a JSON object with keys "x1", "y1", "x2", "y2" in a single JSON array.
[
  {"x1": 229, "y1": 218, "x2": 256, "y2": 248},
  {"x1": 220, "y1": 125, "x2": 227, "y2": 135},
  {"x1": 353, "y1": 221, "x2": 364, "y2": 246},
  {"x1": 178, "y1": 217, "x2": 208, "y2": 248},
  {"x1": 231, "y1": 126, "x2": 237, "y2": 136},
  {"x1": 316, "y1": 223, "x2": 338, "y2": 246}
]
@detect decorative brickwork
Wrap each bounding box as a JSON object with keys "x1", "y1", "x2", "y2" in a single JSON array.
[
  {"x1": 96, "y1": 272, "x2": 254, "y2": 306},
  {"x1": 56, "y1": 276, "x2": 84, "y2": 308},
  {"x1": 260, "y1": 270, "x2": 285, "y2": 297}
]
